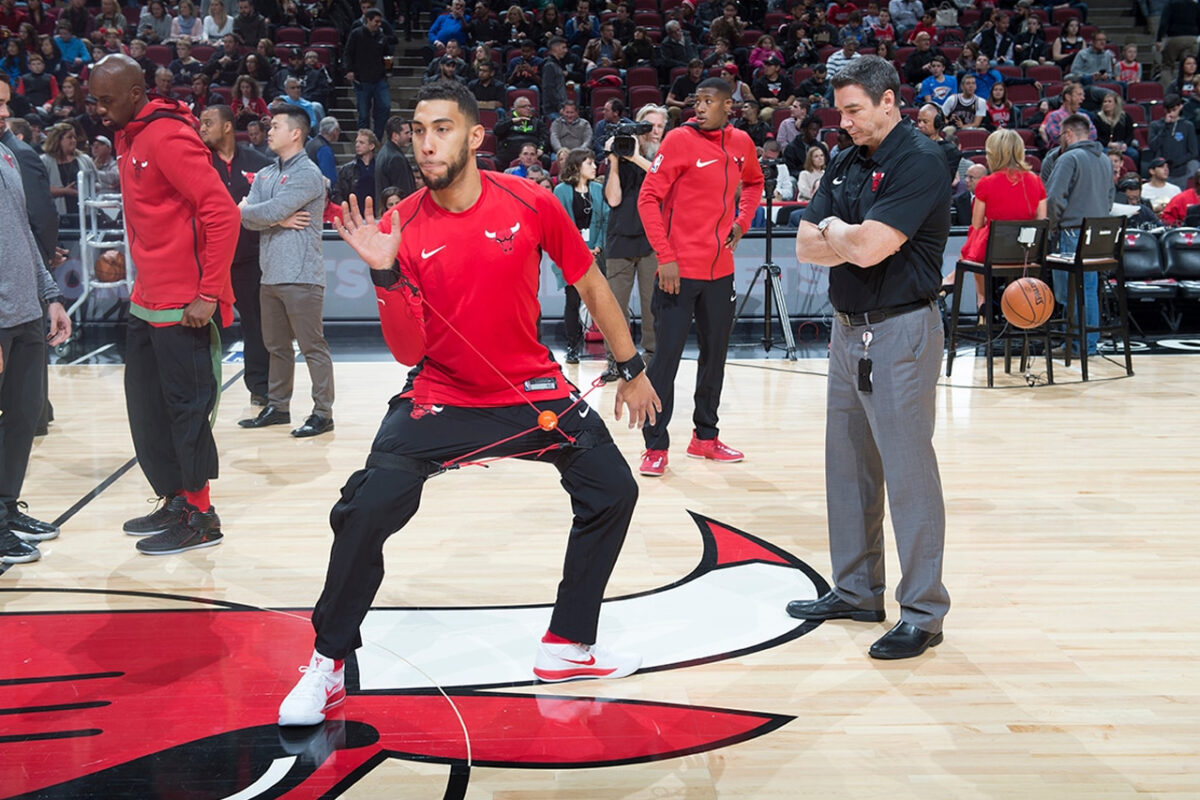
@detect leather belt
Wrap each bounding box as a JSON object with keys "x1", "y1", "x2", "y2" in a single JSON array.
[{"x1": 834, "y1": 299, "x2": 933, "y2": 327}]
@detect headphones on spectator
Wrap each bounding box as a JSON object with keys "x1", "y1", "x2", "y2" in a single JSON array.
[{"x1": 920, "y1": 103, "x2": 946, "y2": 130}]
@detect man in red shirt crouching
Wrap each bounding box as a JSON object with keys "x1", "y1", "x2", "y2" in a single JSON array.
[{"x1": 277, "y1": 81, "x2": 661, "y2": 727}]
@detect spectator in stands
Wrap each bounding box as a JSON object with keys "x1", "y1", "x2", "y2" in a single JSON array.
[
  {"x1": 2, "y1": 42, "x2": 29, "y2": 88},
  {"x1": 1141, "y1": 156, "x2": 1180, "y2": 212},
  {"x1": 1041, "y1": 80, "x2": 1096, "y2": 146},
  {"x1": 551, "y1": 100, "x2": 592, "y2": 153},
  {"x1": 128, "y1": 39, "x2": 157, "y2": 87},
  {"x1": 40, "y1": 121, "x2": 94, "y2": 223},
  {"x1": 169, "y1": 37, "x2": 205, "y2": 85},
  {"x1": 662, "y1": 20, "x2": 699, "y2": 75},
  {"x1": 888, "y1": 0, "x2": 923, "y2": 39},
  {"x1": 826, "y1": 34, "x2": 861, "y2": 78},
  {"x1": 625, "y1": 25, "x2": 655, "y2": 67},
  {"x1": 1095, "y1": 91, "x2": 1137, "y2": 166},
  {"x1": 138, "y1": 1, "x2": 172, "y2": 45},
  {"x1": 776, "y1": 98, "x2": 809, "y2": 149},
  {"x1": 334, "y1": 128, "x2": 378, "y2": 205},
  {"x1": 828, "y1": 0, "x2": 859, "y2": 27},
  {"x1": 53, "y1": 20, "x2": 90, "y2": 75},
  {"x1": 380, "y1": 185, "x2": 403, "y2": 209},
  {"x1": 241, "y1": 52, "x2": 274, "y2": 88},
  {"x1": 967, "y1": 53, "x2": 1005, "y2": 98},
  {"x1": 871, "y1": 8, "x2": 896, "y2": 43},
  {"x1": 780, "y1": 27, "x2": 814, "y2": 69},
  {"x1": 467, "y1": 60, "x2": 504, "y2": 109},
  {"x1": 150, "y1": 66, "x2": 175, "y2": 99},
  {"x1": 565, "y1": 0, "x2": 600, "y2": 51},
  {"x1": 59, "y1": 0, "x2": 91, "y2": 38},
  {"x1": 469, "y1": 2, "x2": 504, "y2": 47},
  {"x1": 794, "y1": 145, "x2": 826, "y2": 203},
  {"x1": 1045, "y1": 113, "x2": 1112, "y2": 355},
  {"x1": 246, "y1": 117, "x2": 271, "y2": 156},
  {"x1": 1116, "y1": 172, "x2": 1160, "y2": 226},
  {"x1": 749, "y1": 34, "x2": 785, "y2": 71},
  {"x1": 958, "y1": 129, "x2": 1047, "y2": 308},
  {"x1": 918, "y1": 103, "x2": 963, "y2": 183},
  {"x1": 783, "y1": 116, "x2": 828, "y2": 174},
  {"x1": 278, "y1": 0, "x2": 313, "y2": 31},
  {"x1": 942, "y1": 74, "x2": 986, "y2": 128},
  {"x1": 1012, "y1": 16, "x2": 1047, "y2": 67},
  {"x1": 709, "y1": 3, "x2": 746, "y2": 56},
  {"x1": 1159, "y1": 168, "x2": 1200, "y2": 224},
  {"x1": 1148, "y1": 94, "x2": 1199, "y2": 188},
  {"x1": 17, "y1": 54, "x2": 56, "y2": 112},
  {"x1": 983, "y1": 82, "x2": 1017, "y2": 130},
  {"x1": 593, "y1": 97, "x2": 628, "y2": 160},
  {"x1": 612, "y1": 3, "x2": 636, "y2": 44},
  {"x1": 667, "y1": 58, "x2": 706, "y2": 126},
  {"x1": 535, "y1": 5, "x2": 566, "y2": 49},
  {"x1": 718, "y1": 61, "x2": 753, "y2": 106},
  {"x1": 752, "y1": 55, "x2": 796, "y2": 123},
  {"x1": 231, "y1": 0, "x2": 267, "y2": 49},
  {"x1": 205, "y1": 33, "x2": 243, "y2": 87},
  {"x1": 74, "y1": 95, "x2": 104, "y2": 146},
  {"x1": 424, "y1": 53, "x2": 465, "y2": 85},
  {"x1": 951, "y1": 162, "x2": 987, "y2": 226},
  {"x1": 48, "y1": 75, "x2": 85, "y2": 122},
  {"x1": 904, "y1": 10, "x2": 937, "y2": 45},
  {"x1": 506, "y1": 39, "x2": 542, "y2": 93},
  {"x1": 735, "y1": 100, "x2": 770, "y2": 146},
  {"x1": 1071, "y1": 31, "x2": 1116, "y2": 85},
  {"x1": 301, "y1": 51, "x2": 333, "y2": 112},
  {"x1": 90, "y1": 133, "x2": 120, "y2": 193},
  {"x1": 91, "y1": 0, "x2": 124, "y2": 44},
  {"x1": 280, "y1": 77, "x2": 320, "y2": 129},
  {"x1": 902, "y1": 31, "x2": 940, "y2": 86},
  {"x1": 584, "y1": 22, "x2": 626, "y2": 72},
  {"x1": 423, "y1": 39, "x2": 472, "y2": 84},
  {"x1": 232, "y1": 73, "x2": 269, "y2": 129},
  {"x1": 170, "y1": 0, "x2": 205, "y2": 43},
  {"x1": 1155, "y1": 0, "x2": 1199, "y2": 86},
  {"x1": 917, "y1": 55, "x2": 956, "y2": 104},
  {"x1": 345, "y1": 8, "x2": 391, "y2": 139},
  {"x1": 189, "y1": 73, "x2": 216, "y2": 116},
  {"x1": 541, "y1": 36, "x2": 570, "y2": 118},
  {"x1": 306, "y1": 115, "x2": 339, "y2": 186},
  {"x1": 504, "y1": 141, "x2": 541, "y2": 177},
  {"x1": 1117, "y1": 43, "x2": 1141, "y2": 84},
  {"x1": 375, "y1": 115, "x2": 414, "y2": 201},
  {"x1": 1050, "y1": 16, "x2": 1083, "y2": 72},
  {"x1": 494, "y1": 94, "x2": 547, "y2": 166},
  {"x1": 841, "y1": 11, "x2": 872, "y2": 47},
  {"x1": 500, "y1": 5, "x2": 532, "y2": 44},
  {"x1": 427, "y1": 0, "x2": 469, "y2": 55},
  {"x1": 1167, "y1": 53, "x2": 1199, "y2": 103},
  {"x1": 550, "y1": 147, "x2": 607, "y2": 364},
  {"x1": 203, "y1": 0, "x2": 235, "y2": 43},
  {"x1": 797, "y1": 63, "x2": 830, "y2": 106},
  {"x1": 974, "y1": 12, "x2": 1015, "y2": 66},
  {"x1": 807, "y1": 8, "x2": 839, "y2": 50}
]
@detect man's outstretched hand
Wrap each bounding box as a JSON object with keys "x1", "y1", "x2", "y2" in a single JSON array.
[
  {"x1": 614, "y1": 372, "x2": 661, "y2": 429},
  {"x1": 335, "y1": 193, "x2": 403, "y2": 271}
]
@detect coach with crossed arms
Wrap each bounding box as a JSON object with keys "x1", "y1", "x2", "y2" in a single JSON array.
[{"x1": 787, "y1": 56, "x2": 952, "y2": 661}]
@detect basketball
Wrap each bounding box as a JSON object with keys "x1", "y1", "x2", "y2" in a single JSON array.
[
  {"x1": 94, "y1": 250, "x2": 126, "y2": 283},
  {"x1": 1001, "y1": 277, "x2": 1054, "y2": 329}
]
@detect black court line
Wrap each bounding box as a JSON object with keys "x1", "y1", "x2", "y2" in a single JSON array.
[
  {"x1": 0, "y1": 701, "x2": 111, "y2": 716},
  {"x1": 0, "y1": 671, "x2": 123, "y2": 687},
  {"x1": 49, "y1": 368, "x2": 245, "y2": 530},
  {"x1": 0, "y1": 729, "x2": 101, "y2": 744}
]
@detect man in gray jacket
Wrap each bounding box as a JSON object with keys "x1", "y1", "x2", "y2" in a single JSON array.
[
  {"x1": 1070, "y1": 32, "x2": 1116, "y2": 84},
  {"x1": 237, "y1": 105, "x2": 335, "y2": 438},
  {"x1": 0, "y1": 126, "x2": 72, "y2": 564},
  {"x1": 1045, "y1": 113, "x2": 1114, "y2": 357}
]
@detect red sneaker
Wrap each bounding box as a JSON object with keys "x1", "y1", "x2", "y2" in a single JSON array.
[
  {"x1": 639, "y1": 449, "x2": 668, "y2": 476},
  {"x1": 686, "y1": 434, "x2": 744, "y2": 462}
]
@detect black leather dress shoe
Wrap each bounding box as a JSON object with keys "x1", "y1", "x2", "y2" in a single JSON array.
[
  {"x1": 291, "y1": 415, "x2": 334, "y2": 438},
  {"x1": 868, "y1": 622, "x2": 943, "y2": 660},
  {"x1": 238, "y1": 407, "x2": 291, "y2": 428},
  {"x1": 786, "y1": 591, "x2": 885, "y2": 622}
]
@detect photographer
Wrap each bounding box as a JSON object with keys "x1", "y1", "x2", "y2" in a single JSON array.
[{"x1": 602, "y1": 104, "x2": 666, "y2": 382}]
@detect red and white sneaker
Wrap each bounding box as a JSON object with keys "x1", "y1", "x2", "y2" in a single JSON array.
[
  {"x1": 533, "y1": 641, "x2": 643, "y2": 683},
  {"x1": 639, "y1": 449, "x2": 668, "y2": 476},
  {"x1": 278, "y1": 651, "x2": 346, "y2": 727},
  {"x1": 686, "y1": 433, "x2": 744, "y2": 462}
]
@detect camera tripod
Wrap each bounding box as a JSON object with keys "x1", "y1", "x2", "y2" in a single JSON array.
[{"x1": 733, "y1": 170, "x2": 797, "y2": 360}]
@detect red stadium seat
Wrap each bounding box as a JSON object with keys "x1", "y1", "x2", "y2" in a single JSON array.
[
  {"x1": 1042, "y1": 81, "x2": 1063, "y2": 98},
  {"x1": 814, "y1": 106, "x2": 840, "y2": 128},
  {"x1": 274, "y1": 27, "x2": 306, "y2": 45},
  {"x1": 634, "y1": 0, "x2": 657, "y2": 9},
  {"x1": 956, "y1": 128, "x2": 989, "y2": 150},
  {"x1": 1125, "y1": 104, "x2": 1147, "y2": 125},
  {"x1": 506, "y1": 88, "x2": 538, "y2": 108},
  {"x1": 1133, "y1": 127, "x2": 1149, "y2": 148},
  {"x1": 1006, "y1": 84, "x2": 1039, "y2": 105},
  {"x1": 634, "y1": 11, "x2": 662, "y2": 27},
  {"x1": 1052, "y1": 7, "x2": 1082, "y2": 24},
  {"x1": 627, "y1": 66, "x2": 658, "y2": 87},
  {"x1": 893, "y1": 46, "x2": 915, "y2": 66},
  {"x1": 959, "y1": 8, "x2": 980, "y2": 26},
  {"x1": 1015, "y1": 128, "x2": 1035, "y2": 146},
  {"x1": 741, "y1": 29, "x2": 764, "y2": 47},
  {"x1": 146, "y1": 44, "x2": 171, "y2": 66},
  {"x1": 629, "y1": 85, "x2": 663, "y2": 109},
  {"x1": 997, "y1": 65, "x2": 1022, "y2": 79},
  {"x1": 1127, "y1": 82, "x2": 1164, "y2": 104},
  {"x1": 969, "y1": 153, "x2": 987, "y2": 166},
  {"x1": 192, "y1": 45, "x2": 214, "y2": 62},
  {"x1": 479, "y1": 132, "x2": 497, "y2": 155},
  {"x1": 478, "y1": 108, "x2": 498, "y2": 130},
  {"x1": 1025, "y1": 153, "x2": 1041, "y2": 172},
  {"x1": 791, "y1": 67, "x2": 812, "y2": 84},
  {"x1": 309, "y1": 27, "x2": 338, "y2": 45},
  {"x1": 1026, "y1": 64, "x2": 1062, "y2": 83},
  {"x1": 210, "y1": 86, "x2": 232, "y2": 103}
]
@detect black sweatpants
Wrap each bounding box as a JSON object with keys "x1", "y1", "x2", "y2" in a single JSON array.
[
  {"x1": 0, "y1": 319, "x2": 47, "y2": 526},
  {"x1": 642, "y1": 274, "x2": 736, "y2": 451},
  {"x1": 564, "y1": 285, "x2": 582, "y2": 348},
  {"x1": 124, "y1": 317, "x2": 219, "y2": 498},
  {"x1": 231, "y1": 258, "x2": 269, "y2": 399},
  {"x1": 311, "y1": 393, "x2": 638, "y2": 660}
]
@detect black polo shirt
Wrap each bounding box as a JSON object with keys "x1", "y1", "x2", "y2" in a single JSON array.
[
  {"x1": 211, "y1": 144, "x2": 273, "y2": 265},
  {"x1": 802, "y1": 118, "x2": 950, "y2": 314}
]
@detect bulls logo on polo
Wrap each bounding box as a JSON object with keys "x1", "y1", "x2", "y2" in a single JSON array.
[
  {"x1": 132, "y1": 157, "x2": 149, "y2": 177},
  {"x1": 484, "y1": 222, "x2": 521, "y2": 253},
  {"x1": 0, "y1": 513, "x2": 828, "y2": 799}
]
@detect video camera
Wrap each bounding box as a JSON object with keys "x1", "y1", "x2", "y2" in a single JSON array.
[
  {"x1": 759, "y1": 156, "x2": 779, "y2": 198},
  {"x1": 608, "y1": 121, "x2": 654, "y2": 157}
]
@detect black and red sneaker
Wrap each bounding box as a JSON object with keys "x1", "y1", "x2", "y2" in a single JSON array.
[{"x1": 136, "y1": 505, "x2": 223, "y2": 556}]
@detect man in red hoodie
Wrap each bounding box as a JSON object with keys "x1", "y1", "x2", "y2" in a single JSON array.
[
  {"x1": 89, "y1": 55, "x2": 240, "y2": 555},
  {"x1": 636, "y1": 77, "x2": 764, "y2": 477}
]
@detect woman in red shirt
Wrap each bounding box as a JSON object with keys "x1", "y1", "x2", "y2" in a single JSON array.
[
  {"x1": 955, "y1": 128, "x2": 1047, "y2": 309},
  {"x1": 983, "y1": 82, "x2": 1015, "y2": 130}
]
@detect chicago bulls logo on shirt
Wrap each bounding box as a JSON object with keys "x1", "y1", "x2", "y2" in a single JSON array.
[
  {"x1": 132, "y1": 158, "x2": 149, "y2": 177},
  {"x1": 485, "y1": 222, "x2": 521, "y2": 253},
  {"x1": 2, "y1": 152, "x2": 13, "y2": 168}
]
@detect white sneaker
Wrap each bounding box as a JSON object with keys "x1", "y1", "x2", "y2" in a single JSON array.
[
  {"x1": 533, "y1": 640, "x2": 642, "y2": 683},
  {"x1": 278, "y1": 651, "x2": 346, "y2": 727}
]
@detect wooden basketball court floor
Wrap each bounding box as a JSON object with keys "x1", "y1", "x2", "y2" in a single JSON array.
[{"x1": 6, "y1": 349, "x2": 1200, "y2": 798}]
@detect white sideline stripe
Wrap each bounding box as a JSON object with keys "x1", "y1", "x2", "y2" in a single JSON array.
[{"x1": 219, "y1": 756, "x2": 296, "y2": 800}]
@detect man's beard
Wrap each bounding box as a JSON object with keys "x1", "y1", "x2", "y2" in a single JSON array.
[
  {"x1": 421, "y1": 139, "x2": 471, "y2": 190},
  {"x1": 641, "y1": 139, "x2": 659, "y2": 159}
]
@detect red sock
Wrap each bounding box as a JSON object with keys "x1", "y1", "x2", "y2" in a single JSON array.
[
  {"x1": 542, "y1": 630, "x2": 574, "y2": 645},
  {"x1": 183, "y1": 485, "x2": 211, "y2": 512}
]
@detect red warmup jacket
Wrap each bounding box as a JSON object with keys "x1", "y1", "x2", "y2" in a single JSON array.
[
  {"x1": 115, "y1": 97, "x2": 240, "y2": 325},
  {"x1": 638, "y1": 122, "x2": 764, "y2": 281}
]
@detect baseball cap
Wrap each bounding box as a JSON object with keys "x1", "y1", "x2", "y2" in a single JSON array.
[
  {"x1": 1117, "y1": 175, "x2": 1141, "y2": 191},
  {"x1": 93, "y1": 135, "x2": 112, "y2": 148},
  {"x1": 1149, "y1": 157, "x2": 1169, "y2": 169},
  {"x1": 763, "y1": 55, "x2": 782, "y2": 66}
]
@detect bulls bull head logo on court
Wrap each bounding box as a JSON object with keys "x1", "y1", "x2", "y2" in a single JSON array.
[{"x1": 0, "y1": 513, "x2": 828, "y2": 799}]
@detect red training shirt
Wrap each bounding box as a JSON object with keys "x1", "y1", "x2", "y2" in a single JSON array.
[{"x1": 378, "y1": 172, "x2": 594, "y2": 407}]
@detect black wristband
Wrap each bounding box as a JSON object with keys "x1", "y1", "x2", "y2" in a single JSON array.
[
  {"x1": 370, "y1": 262, "x2": 403, "y2": 289},
  {"x1": 616, "y1": 353, "x2": 645, "y2": 382},
  {"x1": 46, "y1": 295, "x2": 66, "y2": 307}
]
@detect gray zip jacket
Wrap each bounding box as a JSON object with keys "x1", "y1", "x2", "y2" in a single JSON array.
[
  {"x1": 240, "y1": 150, "x2": 327, "y2": 286},
  {"x1": 0, "y1": 140, "x2": 59, "y2": 329},
  {"x1": 1045, "y1": 139, "x2": 1115, "y2": 230}
]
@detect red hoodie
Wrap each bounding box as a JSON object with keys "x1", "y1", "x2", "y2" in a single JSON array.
[
  {"x1": 638, "y1": 123, "x2": 764, "y2": 281},
  {"x1": 114, "y1": 97, "x2": 240, "y2": 325}
]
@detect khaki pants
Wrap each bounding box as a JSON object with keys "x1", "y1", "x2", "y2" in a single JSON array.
[
  {"x1": 260, "y1": 283, "x2": 335, "y2": 418},
  {"x1": 1162, "y1": 35, "x2": 1196, "y2": 85},
  {"x1": 604, "y1": 253, "x2": 658, "y2": 362}
]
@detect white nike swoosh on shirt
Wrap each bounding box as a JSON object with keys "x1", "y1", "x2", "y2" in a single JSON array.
[
  {"x1": 832, "y1": 177, "x2": 845, "y2": 185},
  {"x1": 421, "y1": 245, "x2": 446, "y2": 258},
  {"x1": 578, "y1": 405, "x2": 591, "y2": 418},
  {"x1": 696, "y1": 158, "x2": 719, "y2": 168}
]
